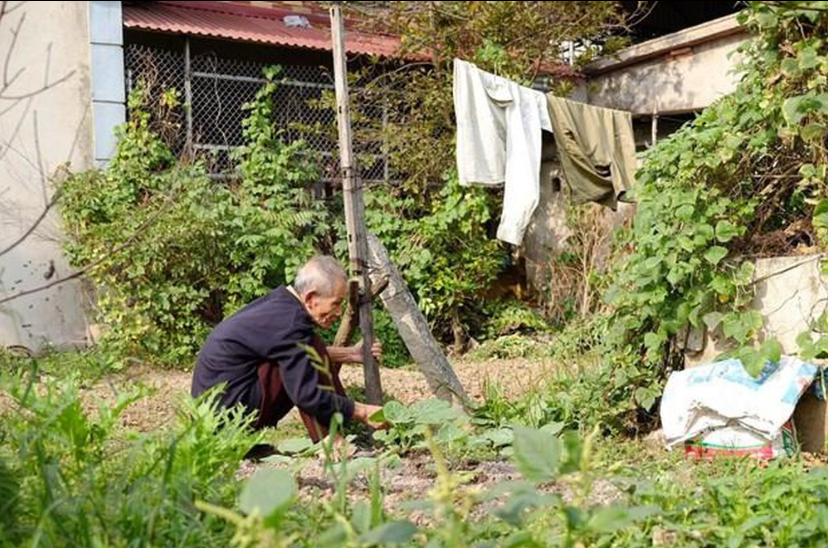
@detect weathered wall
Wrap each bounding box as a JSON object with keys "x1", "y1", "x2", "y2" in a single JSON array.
[{"x1": 0, "y1": 1, "x2": 94, "y2": 351}]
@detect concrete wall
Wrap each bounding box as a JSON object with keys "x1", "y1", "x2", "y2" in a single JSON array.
[
  {"x1": 684, "y1": 255, "x2": 828, "y2": 367},
  {"x1": 0, "y1": 1, "x2": 95, "y2": 351},
  {"x1": 583, "y1": 14, "x2": 749, "y2": 115}
]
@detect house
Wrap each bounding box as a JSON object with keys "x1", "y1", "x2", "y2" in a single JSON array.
[{"x1": 0, "y1": 0, "x2": 403, "y2": 353}]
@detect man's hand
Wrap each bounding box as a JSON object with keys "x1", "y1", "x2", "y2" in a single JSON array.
[
  {"x1": 352, "y1": 402, "x2": 389, "y2": 430},
  {"x1": 348, "y1": 339, "x2": 383, "y2": 364}
]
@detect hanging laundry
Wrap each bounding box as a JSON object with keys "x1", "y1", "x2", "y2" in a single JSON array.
[
  {"x1": 453, "y1": 59, "x2": 552, "y2": 246},
  {"x1": 545, "y1": 96, "x2": 636, "y2": 210},
  {"x1": 452, "y1": 59, "x2": 637, "y2": 245}
]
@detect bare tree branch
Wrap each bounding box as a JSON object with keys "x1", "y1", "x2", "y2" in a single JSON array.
[
  {"x1": 0, "y1": 2, "x2": 75, "y2": 103},
  {"x1": 0, "y1": 195, "x2": 177, "y2": 306},
  {"x1": 0, "y1": 70, "x2": 76, "y2": 101},
  {"x1": 32, "y1": 110, "x2": 48, "y2": 204},
  {"x1": 2, "y1": 9, "x2": 24, "y2": 91},
  {"x1": 0, "y1": 187, "x2": 62, "y2": 259},
  {"x1": 0, "y1": 95, "x2": 31, "y2": 163},
  {"x1": 2, "y1": 2, "x2": 26, "y2": 16}
]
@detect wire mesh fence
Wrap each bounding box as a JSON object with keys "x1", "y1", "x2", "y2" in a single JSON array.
[{"x1": 124, "y1": 41, "x2": 390, "y2": 182}]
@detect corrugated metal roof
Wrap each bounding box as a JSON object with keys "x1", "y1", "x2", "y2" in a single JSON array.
[{"x1": 123, "y1": 1, "x2": 404, "y2": 58}]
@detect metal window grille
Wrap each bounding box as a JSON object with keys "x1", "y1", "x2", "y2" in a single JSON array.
[{"x1": 124, "y1": 40, "x2": 390, "y2": 183}]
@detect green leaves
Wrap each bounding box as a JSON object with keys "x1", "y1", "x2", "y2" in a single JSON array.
[
  {"x1": 813, "y1": 199, "x2": 828, "y2": 243},
  {"x1": 703, "y1": 311, "x2": 724, "y2": 331},
  {"x1": 705, "y1": 246, "x2": 729, "y2": 265},
  {"x1": 59, "y1": 72, "x2": 326, "y2": 365},
  {"x1": 634, "y1": 386, "x2": 657, "y2": 412},
  {"x1": 782, "y1": 93, "x2": 828, "y2": 126},
  {"x1": 374, "y1": 399, "x2": 469, "y2": 452},
  {"x1": 715, "y1": 221, "x2": 741, "y2": 243},
  {"x1": 512, "y1": 425, "x2": 561, "y2": 483},
  {"x1": 239, "y1": 469, "x2": 297, "y2": 518},
  {"x1": 722, "y1": 311, "x2": 764, "y2": 343},
  {"x1": 358, "y1": 521, "x2": 418, "y2": 545},
  {"x1": 733, "y1": 338, "x2": 783, "y2": 378}
]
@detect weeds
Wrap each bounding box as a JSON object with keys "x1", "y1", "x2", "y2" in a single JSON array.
[{"x1": 0, "y1": 360, "x2": 261, "y2": 547}]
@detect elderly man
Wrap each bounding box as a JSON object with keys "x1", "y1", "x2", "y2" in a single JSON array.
[{"x1": 191, "y1": 255, "x2": 385, "y2": 442}]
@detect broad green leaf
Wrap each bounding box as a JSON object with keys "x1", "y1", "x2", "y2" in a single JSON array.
[
  {"x1": 703, "y1": 312, "x2": 724, "y2": 330},
  {"x1": 586, "y1": 506, "x2": 634, "y2": 534},
  {"x1": 643, "y1": 257, "x2": 662, "y2": 271},
  {"x1": 383, "y1": 401, "x2": 413, "y2": 424},
  {"x1": 761, "y1": 339, "x2": 782, "y2": 365},
  {"x1": 814, "y1": 200, "x2": 828, "y2": 240},
  {"x1": 797, "y1": 331, "x2": 815, "y2": 350},
  {"x1": 512, "y1": 425, "x2": 561, "y2": 483},
  {"x1": 716, "y1": 220, "x2": 741, "y2": 243},
  {"x1": 722, "y1": 314, "x2": 748, "y2": 342},
  {"x1": 352, "y1": 501, "x2": 372, "y2": 535},
  {"x1": 802, "y1": 124, "x2": 827, "y2": 142},
  {"x1": 317, "y1": 524, "x2": 348, "y2": 548},
  {"x1": 755, "y1": 10, "x2": 777, "y2": 28},
  {"x1": 705, "y1": 246, "x2": 729, "y2": 265},
  {"x1": 739, "y1": 348, "x2": 766, "y2": 378},
  {"x1": 711, "y1": 274, "x2": 733, "y2": 294},
  {"x1": 800, "y1": 163, "x2": 817, "y2": 179},
  {"x1": 540, "y1": 422, "x2": 564, "y2": 436},
  {"x1": 644, "y1": 332, "x2": 663, "y2": 352},
  {"x1": 358, "y1": 521, "x2": 418, "y2": 545},
  {"x1": 676, "y1": 204, "x2": 694, "y2": 220},
  {"x1": 735, "y1": 261, "x2": 755, "y2": 286},
  {"x1": 815, "y1": 199, "x2": 828, "y2": 217},
  {"x1": 697, "y1": 224, "x2": 715, "y2": 241},
  {"x1": 276, "y1": 438, "x2": 313, "y2": 454},
  {"x1": 559, "y1": 431, "x2": 583, "y2": 474},
  {"x1": 781, "y1": 58, "x2": 800, "y2": 76},
  {"x1": 635, "y1": 387, "x2": 656, "y2": 411},
  {"x1": 783, "y1": 95, "x2": 809, "y2": 126},
  {"x1": 239, "y1": 469, "x2": 296, "y2": 517},
  {"x1": 783, "y1": 93, "x2": 828, "y2": 126},
  {"x1": 666, "y1": 267, "x2": 685, "y2": 286},
  {"x1": 411, "y1": 399, "x2": 463, "y2": 425},
  {"x1": 368, "y1": 408, "x2": 386, "y2": 423},
  {"x1": 799, "y1": 47, "x2": 820, "y2": 70},
  {"x1": 482, "y1": 428, "x2": 514, "y2": 448}
]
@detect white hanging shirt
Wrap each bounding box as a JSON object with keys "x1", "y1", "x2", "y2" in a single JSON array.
[{"x1": 453, "y1": 59, "x2": 552, "y2": 245}]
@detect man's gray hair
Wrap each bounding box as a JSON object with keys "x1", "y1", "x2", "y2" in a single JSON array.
[{"x1": 294, "y1": 255, "x2": 347, "y2": 296}]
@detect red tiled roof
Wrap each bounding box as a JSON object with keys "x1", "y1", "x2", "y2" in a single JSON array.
[{"x1": 122, "y1": 1, "x2": 404, "y2": 58}]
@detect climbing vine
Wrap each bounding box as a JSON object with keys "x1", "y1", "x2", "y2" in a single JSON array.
[
  {"x1": 595, "y1": 1, "x2": 828, "y2": 426},
  {"x1": 60, "y1": 70, "x2": 326, "y2": 364}
]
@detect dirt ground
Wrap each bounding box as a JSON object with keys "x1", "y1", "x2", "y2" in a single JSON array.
[
  {"x1": 95, "y1": 357, "x2": 557, "y2": 432},
  {"x1": 75, "y1": 356, "x2": 609, "y2": 512}
]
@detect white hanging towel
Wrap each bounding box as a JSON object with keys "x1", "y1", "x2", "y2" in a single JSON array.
[{"x1": 453, "y1": 59, "x2": 552, "y2": 246}]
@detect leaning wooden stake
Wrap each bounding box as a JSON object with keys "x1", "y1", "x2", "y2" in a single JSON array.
[
  {"x1": 330, "y1": 3, "x2": 382, "y2": 404},
  {"x1": 366, "y1": 233, "x2": 470, "y2": 406}
]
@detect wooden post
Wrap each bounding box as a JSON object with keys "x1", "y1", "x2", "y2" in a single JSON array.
[
  {"x1": 366, "y1": 233, "x2": 470, "y2": 406},
  {"x1": 330, "y1": 2, "x2": 383, "y2": 404}
]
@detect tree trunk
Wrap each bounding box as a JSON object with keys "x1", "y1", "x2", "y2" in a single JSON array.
[{"x1": 366, "y1": 232, "x2": 470, "y2": 405}]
